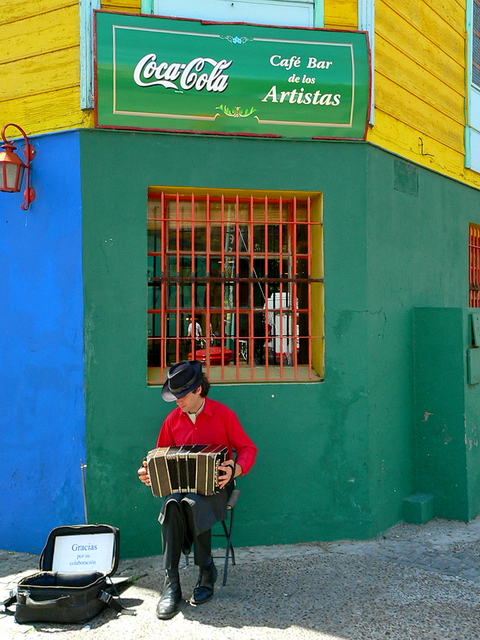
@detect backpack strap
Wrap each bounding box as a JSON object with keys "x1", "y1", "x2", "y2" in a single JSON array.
[
  {"x1": 98, "y1": 590, "x2": 136, "y2": 616},
  {"x1": 1, "y1": 591, "x2": 17, "y2": 615}
]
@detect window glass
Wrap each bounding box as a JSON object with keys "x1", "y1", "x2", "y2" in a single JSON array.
[
  {"x1": 152, "y1": 0, "x2": 315, "y2": 27},
  {"x1": 147, "y1": 189, "x2": 324, "y2": 384},
  {"x1": 473, "y1": 0, "x2": 480, "y2": 89},
  {"x1": 467, "y1": 0, "x2": 480, "y2": 172}
]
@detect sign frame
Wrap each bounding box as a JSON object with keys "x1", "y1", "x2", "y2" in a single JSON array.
[{"x1": 94, "y1": 11, "x2": 371, "y2": 140}]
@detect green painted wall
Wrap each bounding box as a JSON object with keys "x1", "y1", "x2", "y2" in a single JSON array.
[
  {"x1": 413, "y1": 308, "x2": 480, "y2": 520},
  {"x1": 79, "y1": 130, "x2": 480, "y2": 557},
  {"x1": 413, "y1": 308, "x2": 469, "y2": 519},
  {"x1": 363, "y1": 155, "x2": 480, "y2": 530}
]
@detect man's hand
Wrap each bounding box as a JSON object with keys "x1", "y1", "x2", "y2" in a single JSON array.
[
  {"x1": 217, "y1": 459, "x2": 240, "y2": 489},
  {"x1": 138, "y1": 460, "x2": 151, "y2": 486}
]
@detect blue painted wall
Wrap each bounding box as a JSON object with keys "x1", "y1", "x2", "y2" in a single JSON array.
[{"x1": 0, "y1": 131, "x2": 86, "y2": 553}]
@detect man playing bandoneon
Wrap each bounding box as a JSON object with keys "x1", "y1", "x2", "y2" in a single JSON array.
[{"x1": 138, "y1": 360, "x2": 257, "y2": 620}]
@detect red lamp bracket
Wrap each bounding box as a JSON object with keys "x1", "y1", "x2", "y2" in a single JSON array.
[{"x1": 1, "y1": 123, "x2": 35, "y2": 210}]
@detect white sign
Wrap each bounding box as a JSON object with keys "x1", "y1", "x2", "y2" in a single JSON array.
[{"x1": 52, "y1": 533, "x2": 114, "y2": 573}]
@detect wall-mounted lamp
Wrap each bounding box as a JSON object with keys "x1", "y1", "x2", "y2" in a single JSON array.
[{"x1": 0, "y1": 123, "x2": 35, "y2": 210}]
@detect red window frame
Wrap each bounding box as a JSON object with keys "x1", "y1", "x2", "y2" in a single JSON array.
[
  {"x1": 147, "y1": 190, "x2": 323, "y2": 384},
  {"x1": 470, "y1": 223, "x2": 480, "y2": 307}
]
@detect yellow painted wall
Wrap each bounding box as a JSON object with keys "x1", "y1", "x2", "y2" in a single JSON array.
[
  {"x1": 102, "y1": 0, "x2": 140, "y2": 13},
  {"x1": 324, "y1": 0, "x2": 357, "y2": 30},
  {"x1": 323, "y1": 0, "x2": 480, "y2": 190},
  {"x1": 0, "y1": 1, "x2": 89, "y2": 135},
  {"x1": 368, "y1": 0, "x2": 480, "y2": 189},
  {"x1": 1, "y1": 0, "x2": 480, "y2": 190},
  {"x1": 0, "y1": 0, "x2": 140, "y2": 137}
]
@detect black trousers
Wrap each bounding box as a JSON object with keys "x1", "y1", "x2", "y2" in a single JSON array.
[{"x1": 162, "y1": 498, "x2": 212, "y2": 574}]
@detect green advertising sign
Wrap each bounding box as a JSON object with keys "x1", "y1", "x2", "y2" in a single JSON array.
[{"x1": 95, "y1": 11, "x2": 370, "y2": 140}]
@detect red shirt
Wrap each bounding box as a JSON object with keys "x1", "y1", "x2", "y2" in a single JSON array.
[{"x1": 156, "y1": 397, "x2": 257, "y2": 475}]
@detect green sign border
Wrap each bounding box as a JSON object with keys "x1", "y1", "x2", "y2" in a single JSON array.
[{"x1": 95, "y1": 11, "x2": 371, "y2": 140}]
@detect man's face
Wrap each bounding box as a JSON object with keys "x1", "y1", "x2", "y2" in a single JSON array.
[{"x1": 175, "y1": 386, "x2": 203, "y2": 413}]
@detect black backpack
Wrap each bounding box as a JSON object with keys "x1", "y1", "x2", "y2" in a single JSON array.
[{"x1": 2, "y1": 524, "x2": 133, "y2": 624}]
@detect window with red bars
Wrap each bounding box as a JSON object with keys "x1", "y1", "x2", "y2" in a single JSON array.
[
  {"x1": 147, "y1": 190, "x2": 324, "y2": 384},
  {"x1": 470, "y1": 223, "x2": 480, "y2": 307}
]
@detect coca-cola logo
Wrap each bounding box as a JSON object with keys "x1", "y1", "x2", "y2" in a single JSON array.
[{"x1": 133, "y1": 53, "x2": 232, "y2": 92}]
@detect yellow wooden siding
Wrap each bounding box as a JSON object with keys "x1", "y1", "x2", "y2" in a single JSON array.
[
  {"x1": 101, "y1": 0, "x2": 141, "y2": 13},
  {"x1": 391, "y1": 0, "x2": 465, "y2": 35},
  {"x1": 370, "y1": 110, "x2": 472, "y2": 180},
  {"x1": 324, "y1": 0, "x2": 357, "y2": 30},
  {"x1": 375, "y1": 37, "x2": 465, "y2": 147},
  {"x1": 0, "y1": 0, "x2": 74, "y2": 23},
  {"x1": 0, "y1": 0, "x2": 140, "y2": 135},
  {"x1": 2, "y1": 5, "x2": 78, "y2": 64},
  {"x1": 368, "y1": 0, "x2": 480, "y2": 189},
  {"x1": 0, "y1": 1, "x2": 88, "y2": 135},
  {"x1": 1, "y1": 87, "x2": 93, "y2": 134},
  {"x1": 374, "y1": 74, "x2": 464, "y2": 151}
]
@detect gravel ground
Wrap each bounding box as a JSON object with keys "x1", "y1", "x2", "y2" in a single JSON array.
[{"x1": 2, "y1": 517, "x2": 480, "y2": 639}]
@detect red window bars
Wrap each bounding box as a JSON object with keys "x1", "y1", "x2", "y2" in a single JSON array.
[
  {"x1": 147, "y1": 191, "x2": 323, "y2": 384},
  {"x1": 470, "y1": 224, "x2": 480, "y2": 307}
]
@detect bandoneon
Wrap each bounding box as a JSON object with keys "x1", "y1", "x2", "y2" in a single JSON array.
[{"x1": 146, "y1": 444, "x2": 228, "y2": 497}]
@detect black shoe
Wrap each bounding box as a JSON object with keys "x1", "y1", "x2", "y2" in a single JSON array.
[
  {"x1": 156, "y1": 576, "x2": 182, "y2": 620},
  {"x1": 190, "y1": 561, "x2": 218, "y2": 606}
]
